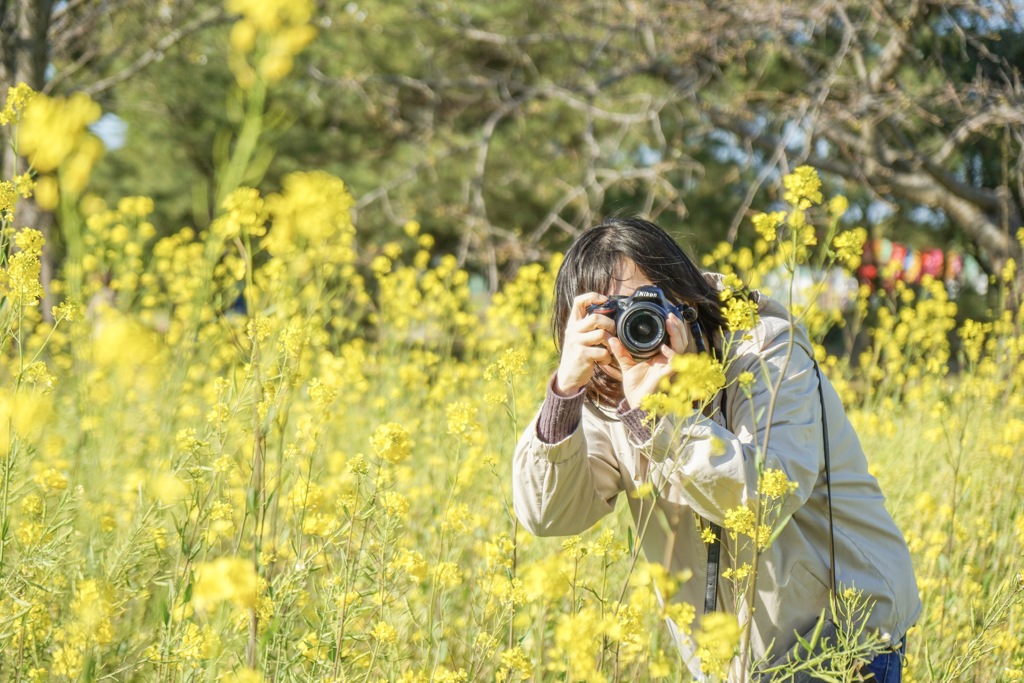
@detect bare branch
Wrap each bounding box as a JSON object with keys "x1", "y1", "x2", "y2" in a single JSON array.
[
  {"x1": 867, "y1": 0, "x2": 926, "y2": 92},
  {"x1": 80, "y1": 6, "x2": 226, "y2": 97},
  {"x1": 934, "y1": 104, "x2": 1024, "y2": 165}
]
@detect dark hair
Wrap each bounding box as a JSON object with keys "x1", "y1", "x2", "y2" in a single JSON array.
[{"x1": 552, "y1": 217, "x2": 728, "y2": 406}]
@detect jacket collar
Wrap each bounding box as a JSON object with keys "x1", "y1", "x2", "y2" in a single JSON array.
[{"x1": 705, "y1": 272, "x2": 815, "y2": 359}]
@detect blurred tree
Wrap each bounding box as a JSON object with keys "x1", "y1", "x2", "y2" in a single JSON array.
[
  {"x1": 684, "y1": 0, "x2": 1024, "y2": 274},
  {"x1": 289, "y1": 0, "x2": 1024, "y2": 286},
  {"x1": 1, "y1": 0, "x2": 225, "y2": 297},
  {"x1": 4, "y1": 0, "x2": 1022, "y2": 293}
]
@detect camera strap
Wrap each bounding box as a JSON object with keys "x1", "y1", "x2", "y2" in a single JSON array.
[{"x1": 703, "y1": 360, "x2": 835, "y2": 615}]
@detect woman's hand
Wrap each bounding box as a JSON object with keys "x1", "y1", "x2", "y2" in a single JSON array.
[
  {"x1": 554, "y1": 292, "x2": 617, "y2": 396},
  {"x1": 608, "y1": 312, "x2": 690, "y2": 409}
]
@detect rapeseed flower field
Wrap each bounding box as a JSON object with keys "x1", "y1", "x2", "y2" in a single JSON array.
[{"x1": 1, "y1": 7, "x2": 1022, "y2": 679}]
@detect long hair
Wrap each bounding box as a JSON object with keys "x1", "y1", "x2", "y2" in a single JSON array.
[{"x1": 552, "y1": 217, "x2": 728, "y2": 406}]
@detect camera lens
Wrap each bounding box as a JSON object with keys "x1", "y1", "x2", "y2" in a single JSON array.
[
  {"x1": 628, "y1": 315, "x2": 658, "y2": 344},
  {"x1": 620, "y1": 306, "x2": 666, "y2": 358}
]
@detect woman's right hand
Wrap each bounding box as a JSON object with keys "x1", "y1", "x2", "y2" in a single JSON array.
[{"x1": 554, "y1": 292, "x2": 617, "y2": 396}]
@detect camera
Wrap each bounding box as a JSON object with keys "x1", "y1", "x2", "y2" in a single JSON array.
[{"x1": 586, "y1": 285, "x2": 692, "y2": 360}]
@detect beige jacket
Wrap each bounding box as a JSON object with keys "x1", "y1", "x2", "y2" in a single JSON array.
[{"x1": 512, "y1": 289, "x2": 920, "y2": 679}]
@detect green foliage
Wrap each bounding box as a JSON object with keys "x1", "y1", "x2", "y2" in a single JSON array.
[{"x1": 20, "y1": 0, "x2": 1019, "y2": 288}]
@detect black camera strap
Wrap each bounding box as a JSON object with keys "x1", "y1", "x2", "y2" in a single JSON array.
[{"x1": 703, "y1": 360, "x2": 835, "y2": 615}]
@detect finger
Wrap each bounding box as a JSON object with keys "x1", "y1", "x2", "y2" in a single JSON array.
[
  {"x1": 570, "y1": 292, "x2": 607, "y2": 320},
  {"x1": 569, "y1": 315, "x2": 614, "y2": 341},
  {"x1": 581, "y1": 346, "x2": 612, "y2": 365},
  {"x1": 651, "y1": 361, "x2": 675, "y2": 390},
  {"x1": 607, "y1": 337, "x2": 636, "y2": 370},
  {"x1": 582, "y1": 313, "x2": 616, "y2": 334},
  {"x1": 666, "y1": 313, "x2": 688, "y2": 355},
  {"x1": 576, "y1": 328, "x2": 610, "y2": 346}
]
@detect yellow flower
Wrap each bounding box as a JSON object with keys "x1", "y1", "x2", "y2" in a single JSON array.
[
  {"x1": 226, "y1": 0, "x2": 313, "y2": 33},
  {"x1": 390, "y1": 547, "x2": 428, "y2": 582},
  {"x1": 722, "y1": 563, "x2": 751, "y2": 581},
  {"x1": 432, "y1": 561, "x2": 461, "y2": 588},
  {"x1": 588, "y1": 528, "x2": 626, "y2": 560},
  {"x1": 498, "y1": 646, "x2": 534, "y2": 681},
  {"x1": 644, "y1": 353, "x2": 726, "y2": 416},
  {"x1": 370, "y1": 422, "x2": 412, "y2": 464},
  {"x1": 21, "y1": 494, "x2": 44, "y2": 518},
  {"x1": 370, "y1": 621, "x2": 398, "y2": 645},
  {"x1": 752, "y1": 211, "x2": 786, "y2": 243},
  {"x1": 631, "y1": 482, "x2": 655, "y2": 499},
  {"x1": 380, "y1": 491, "x2": 409, "y2": 518},
  {"x1": 150, "y1": 527, "x2": 169, "y2": 550},
  {"x1": 13, "y1": 172, "x2": 35, "y2": 198},
  {"x1": 371, "y1": 254, "x2": 392, "y2": 276},
  {"x1": 71, "y1": 579, "x2": 116, "y2": 644},
  {"x1": 759, "y1": 469, "x2": 799, "y2": 499},
  {"x1": 723, "y1": 505, "x2": 756, "y2": 537},
  {"x1": 737, "y1": 371, "x2": 755, "y2": 391},
  {"x1": 262, "y1": 170, "x2": 355, "y2": 257},
  {"x1": 1002, "y1": 258, "x2": 1016, "y2": 285},
  {"x1": 116, "y1": 195, "x2": 154, "y2": 216},
  {"x1": 695, "y1": 612, "x2": 740, "y2": 679},
  {"x1": 21, "y1": 361, "x2": 57, "y2": 393},
  {"x1": 5, "y1": 246, "x2": 45, "y2": 305},
  {"x1": 446, "y1": 400, "x2": 479, "y2": 441},
  {"x1": 191, "y1": 557, "x2": 260, "y2": 613},
  {"x1": 484, "y1": 348, "x2": 527, "y2": 382},
  {"x1": 0, "y1": 180, "x2": 15, "y2": 216},
  {"x1": 17, "y1": 91, "x2": 102, "y2": 173},
  {"x1": 491, "y1": 576, "x2": 527, "y2": 608},
  {"x1": 247, "y1": 315, "x2": 272, "y2": 343},
  {"x1": 549, "y1": 606, "x2": 613, "y2": 676},
  {"x1": 723, "y1": 296, "x2": 760, "y2": 332},
  {"x1": 14, "y1": 227, "x2": 45, "y2": 254},
  {"x1": 434, "y1": 667, "x2": 469, "y2": 683},
  {"x1": 832, "y1": 227, "x2": 868, "y2": 268},
  {"x1": 782, "y1": 165, "x2": 823, "y2": 210},
  {"x1": 0, "y1": 82, "x2": 35, "y2": 124},
  {"x1": 35, "y1": 467, "x2": 68, "y2": 494},
  {"x1": 221, "y1": 669, "x2": 264, "y2": 683},
  {"x1": 828, "y1": 194, "x2": 849, "y2": 219},
  {"x1": 302, "y1": 512, "x2": 338, "y2": 537},
  {"x1": 347, "y1": 453, "x2": 369, "y2": 475},
  {"x1": 178, "y1": 622, "x2": 218, "y2": 666},
  {"x1": 33, "y1": 174, "x2": 58, "y2": 209},
  {"x1": 308, "y1": 377, "x2": 337, "y2": 409},
  {"x1": 52, "y1": 645, "x2": 84, "y2": 679},
  {"x1": 230, "y1": 20, "x2": 258, "y2": 53},
  {"x1": 664, "y1": 601, "x2": 696, "y2": 636},
  {"x1": 441, "y1": 502, "x2": 473, "y2": 536},
  {"x1": 213, "y1": 187, "x2": 267, "y2": 240},
  {"x1": 16, "y1": 519, "x2": 46, "y2": 545}
]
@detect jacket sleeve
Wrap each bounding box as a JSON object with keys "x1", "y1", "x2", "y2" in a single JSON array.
[
  {"x1": 637, "y1": 331, "x2": 823, "y2": 527},
  {"x1": 512, "y1": 400, "x2": 624, "y2": 537}
]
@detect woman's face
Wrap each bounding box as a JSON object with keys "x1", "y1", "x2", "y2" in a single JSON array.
[{"x1": 596, "y1": 258, "x2": 694, "y2": 379}]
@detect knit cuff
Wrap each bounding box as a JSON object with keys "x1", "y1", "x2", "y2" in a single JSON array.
[
  {"x1": 616, "y1": 400, "x2": 653, "y2": 443},
  {"x1": 536, "y1": 375, "x2": 586, "y2": 444}
]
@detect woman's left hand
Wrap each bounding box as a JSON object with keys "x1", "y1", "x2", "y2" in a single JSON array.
[{"x1": 608, "y1": 312, "x2": 691, "y2": 409}]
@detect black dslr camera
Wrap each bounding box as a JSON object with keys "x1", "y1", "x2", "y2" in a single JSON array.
[{"x1": 586, "y1": 285, "x2": 695, "y2": 360}]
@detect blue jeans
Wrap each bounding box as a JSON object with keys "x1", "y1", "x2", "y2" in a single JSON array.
[{"x1": 863, "y1": 638, "x2": 906, "y2": 682}]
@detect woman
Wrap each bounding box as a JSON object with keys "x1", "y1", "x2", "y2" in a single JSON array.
[{"x1": 511, "y1": 217, "x2": 919, "y2": 681}]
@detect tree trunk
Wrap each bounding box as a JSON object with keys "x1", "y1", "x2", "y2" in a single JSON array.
[{"x1": 2, "y1": 0, "x2": 57, "y2": 315}]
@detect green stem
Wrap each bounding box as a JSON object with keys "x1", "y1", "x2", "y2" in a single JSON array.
[
  {"x1": 0, "y1": 438, "x2": 14, "y2": 570},
  {"x1": 217, "y1": 79, "x2": 267, "y2": 208}
]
